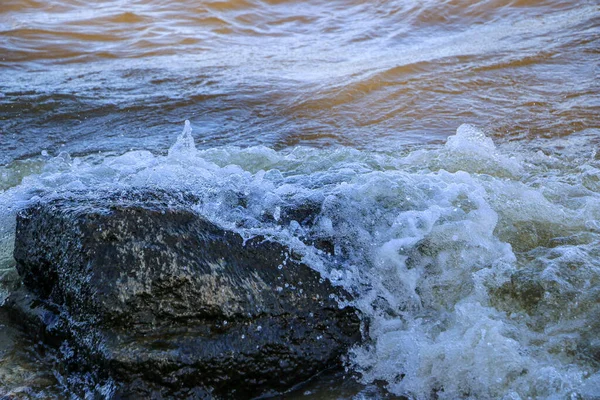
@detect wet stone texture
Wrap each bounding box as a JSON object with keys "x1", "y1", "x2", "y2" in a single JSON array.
[{"x1": 5, "y1": 190, "x2": 363, "y2": 398}]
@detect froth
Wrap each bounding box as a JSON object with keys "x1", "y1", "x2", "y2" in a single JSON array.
[{"x1": 1, "y1": 123, "x2": 599, "y2": 398}]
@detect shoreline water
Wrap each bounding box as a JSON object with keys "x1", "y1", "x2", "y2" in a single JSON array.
[
  {"x1": 1, "y1": 124, "x2": 600, "y2": 397},
  {"x1": 1, "y1": 0, "x2": 599, "y2": 397}
]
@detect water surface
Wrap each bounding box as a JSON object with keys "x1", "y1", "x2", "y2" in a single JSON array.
[
  {"x1": 1, "y1": 0, "x2": 599, "y2": 398},
  {"x1": 1, "y1": 0, "x2": 597, "y2": 163}
]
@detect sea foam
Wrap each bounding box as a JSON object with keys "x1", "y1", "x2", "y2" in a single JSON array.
[{"x1": 1, "y1": 123, "x2": 599, "y2": 398}]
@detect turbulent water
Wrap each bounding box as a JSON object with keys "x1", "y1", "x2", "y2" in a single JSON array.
[{"x1": 1, "y1": 0, "x2": 599, "y2": 398}]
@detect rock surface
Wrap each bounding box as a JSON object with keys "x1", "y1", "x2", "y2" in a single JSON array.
[{"x1": 8, "y1": 190, "x2": 363, "y2": 398}]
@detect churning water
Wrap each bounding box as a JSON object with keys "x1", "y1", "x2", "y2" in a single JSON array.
[{"x1": 1, "y1": 0, "x2": 599, "y2": 398}]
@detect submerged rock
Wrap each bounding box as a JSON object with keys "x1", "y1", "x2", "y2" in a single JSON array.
[{"x1": 7, "y1": 190, "x2": 362, "y2": 398}]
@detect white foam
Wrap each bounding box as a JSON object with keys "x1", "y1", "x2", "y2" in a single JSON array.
[{"x1": 1, "y1": 123, "x2": 599, "y2": 398}]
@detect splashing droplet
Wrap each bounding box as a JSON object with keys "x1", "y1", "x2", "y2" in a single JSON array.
[{"x1": 168, "y1": 120, "x2": 197, "y2": 158}]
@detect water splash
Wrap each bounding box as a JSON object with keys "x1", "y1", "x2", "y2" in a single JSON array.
[
  {"x1": 168, "y1": 120, "x2": 197, "y2": 159},
  {"x1": 0, "y1": 124, "x2": 599, "y2": 398}
]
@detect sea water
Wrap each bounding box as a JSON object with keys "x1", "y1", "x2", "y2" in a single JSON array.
[
  {"x1": 1, "y1": 0, "x2": 599, "y2": 398},
  {"x1": 1, "y1": 121, "x2": 600, "y2": 398}
]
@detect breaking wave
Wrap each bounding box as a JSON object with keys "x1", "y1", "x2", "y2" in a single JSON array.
[{"x1": 1, "y1": 122, "x2": 600, "y2": 398}]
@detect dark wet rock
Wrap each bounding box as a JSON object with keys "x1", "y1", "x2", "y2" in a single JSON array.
[
  {"x1": 279, "y1": 199, "x2": 323, "y2": 226},
  {"x1": 7, "y1": 189, "x2": 363, "y2": 398}
]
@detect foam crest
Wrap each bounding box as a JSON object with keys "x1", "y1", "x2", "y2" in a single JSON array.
[{"x1": 403, "y1": 124, "x2": 523, "y2": 178}]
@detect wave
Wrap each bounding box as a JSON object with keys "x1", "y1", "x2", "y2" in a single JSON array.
[{"x1": 1, "y1": 121, "x2": 600, "y2": 398}]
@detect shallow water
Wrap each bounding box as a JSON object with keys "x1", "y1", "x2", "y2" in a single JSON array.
[
  {"x1": 1, "y1": 0, "x2": 600, "y2": 398},
  {"x1": 2, "y1": 0, "x2": 598, "y2": 163}
]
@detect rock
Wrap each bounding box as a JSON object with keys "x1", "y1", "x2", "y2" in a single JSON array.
[{"x1": 8, "y1": 189, "x2": 363, "y2": 398}]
